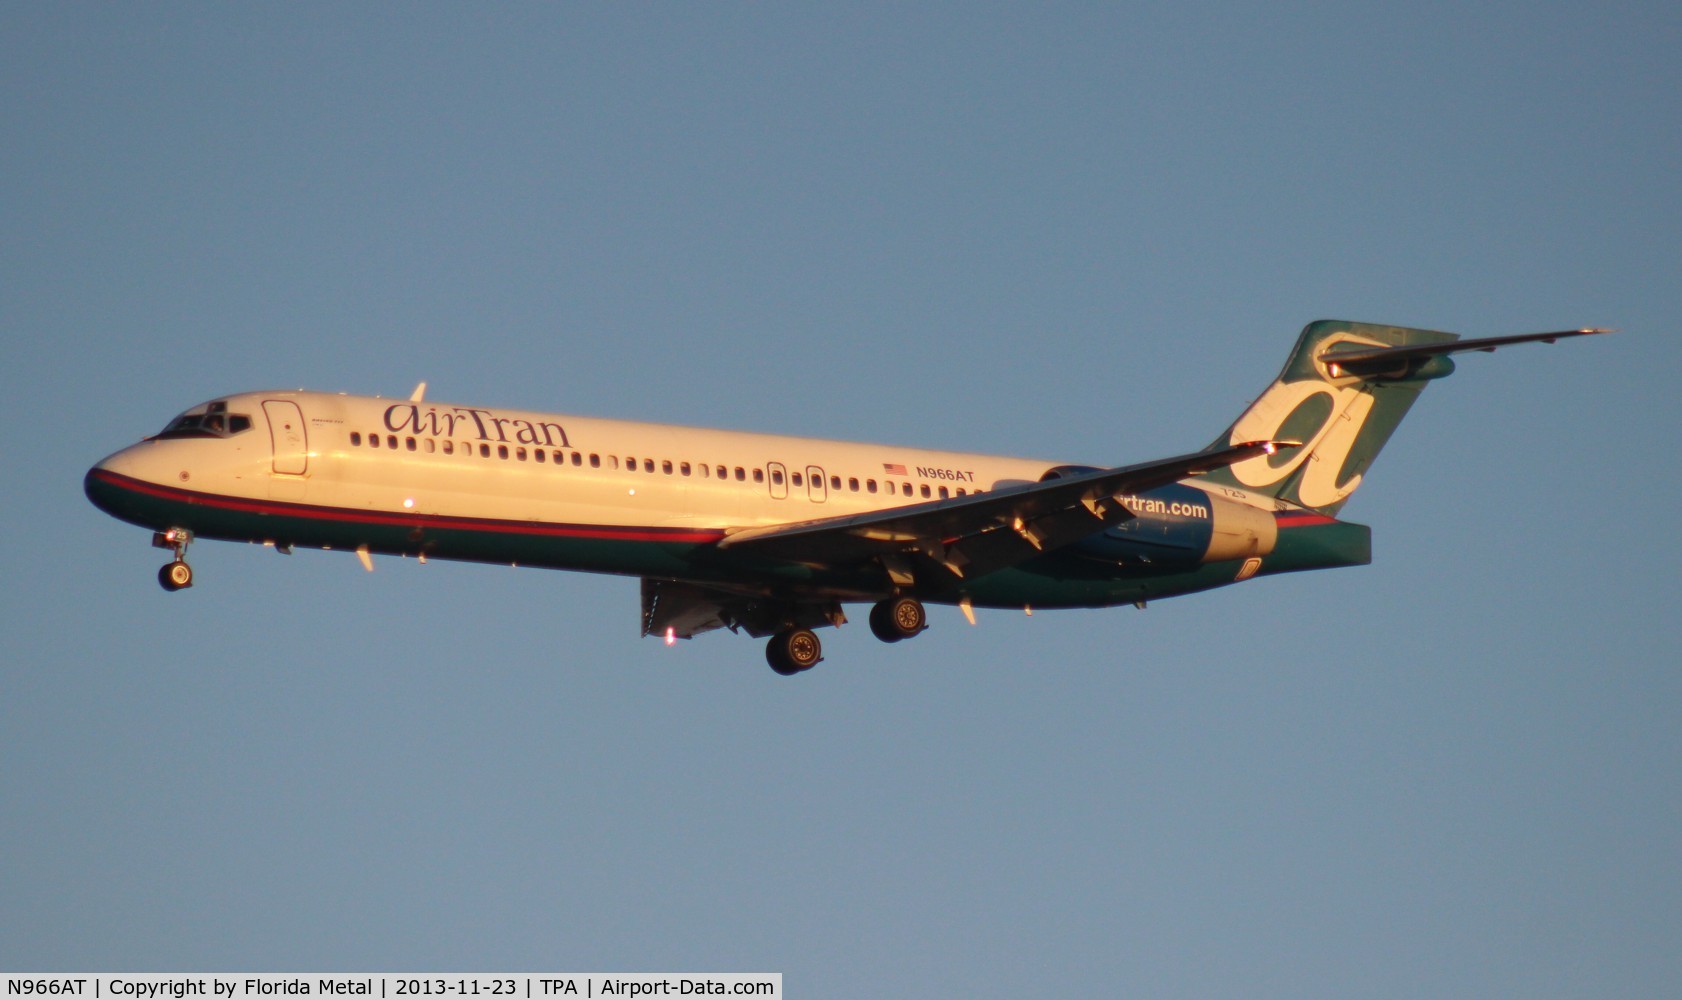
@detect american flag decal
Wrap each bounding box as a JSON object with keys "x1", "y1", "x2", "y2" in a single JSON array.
[{"x1": 882, "y1": 463, "x2": 908, "y2": 476}]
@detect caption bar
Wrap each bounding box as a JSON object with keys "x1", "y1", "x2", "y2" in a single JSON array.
[{"x1": 4, "y1": 978, "x2": 780, "y2": 1000}]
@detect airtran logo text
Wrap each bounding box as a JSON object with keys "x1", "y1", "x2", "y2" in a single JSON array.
[
  {"x1": 1117, "y1": 494, "x2": 1209, "y2": 518},
  {"x1": 384, "y1": 404, "x2": 572, "y2": 448}
]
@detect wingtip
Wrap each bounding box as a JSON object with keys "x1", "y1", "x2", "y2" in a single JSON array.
[{"x1": 1238, "y1": 439, "x2": 1303, "y2": 457}]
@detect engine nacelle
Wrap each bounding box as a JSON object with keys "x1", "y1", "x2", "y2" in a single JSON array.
[
  {"x1": 1063, "y1": 484, "x2": 1277, "y2": 566},
  {"x1": 1204, "y1": 493, "x2": 1278, "y2": 562}
]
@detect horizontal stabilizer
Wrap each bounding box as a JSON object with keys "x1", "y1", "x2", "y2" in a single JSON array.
[{"x1": 1319, "y1": 328, "x2": 1610, "y2": 378}]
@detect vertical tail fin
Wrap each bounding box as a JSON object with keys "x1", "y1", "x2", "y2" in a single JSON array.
[{"x1": 1199, "y1": 320, "x2": 1462, "y2": 515}]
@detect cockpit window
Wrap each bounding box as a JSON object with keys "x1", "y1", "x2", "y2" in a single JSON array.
[{"x1": 155, "y1": 401, "x2": 255, "y2": 440}]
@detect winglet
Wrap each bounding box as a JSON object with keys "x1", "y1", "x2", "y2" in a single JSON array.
[{"x1": 410, "y1": 381, "x2": 428, "y2": 402}]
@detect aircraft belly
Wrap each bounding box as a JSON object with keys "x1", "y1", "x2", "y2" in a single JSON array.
[{"x1": 947, "y1": 560, "x2": 1261, "y2": 610}]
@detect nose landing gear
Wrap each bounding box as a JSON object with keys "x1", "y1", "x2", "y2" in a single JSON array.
[{"x1": 152, "y1": 528, "x2": 195, "y2": 592}]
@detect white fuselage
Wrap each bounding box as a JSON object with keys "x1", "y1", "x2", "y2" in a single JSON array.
[{"x1": 97, "y1": 390, "x2": 1073, "y2": 535}]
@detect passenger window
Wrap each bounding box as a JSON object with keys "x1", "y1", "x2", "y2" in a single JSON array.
[
  {"x1": 663, "y1": 460, "x2": 673, "y2": 475},
  {"x1": 498, "y1": 445, "x2": 509, "y2": 459},
  {"x1": 717, "y1": 465, "x2": 728, "y2": 479},
  {"x1": 626, "y1": 456, "x2": 637, "y2": 472},
  {"x1": 480, "y1": 443, "x2": 491, "y2": 457},
  {"x1": 424, "y1": 439, "x2": 436, "y2": 454},
  {"x1": 791, "y1": 472, "x2": 803, "y2": 487},
  {"x1": 406, "y1": 437, "x2": 417, "y2": 451},
  {"x1": 442, "y1": 440, "x2": 453, "y2": 454},
  {"x1": 753, "y1": 469, "x2": 764, "y2": 484},
  {"x1": 771, "y1": 469, "x2": 784, "y2": 486},
  {"x1": 535, "y1": 449, "x2": 546, "y2": 463},
  {"x1": 681, "y1": 462, "x2": 691, "y2": 476},
  {"x1": 921, "y1": 484, "x2": 932, "y2": 498},
  {"x1": 849, "y1": 477, "x2": 860, "y2": 492},
  {"x1": 388, "y1": 435, "x2": 399, "y2": 449},
  {"x1": 573, "y1": 452, "x2": 583, "y2": 466},
  {"x1": 735, "y1": 467, "x2": 746, "y2": 481},
  {"x1": 831, "y1": 475, "x2": 841, "y2": 490},
  {"x1": 516, "y1": 447, "x2": 527, "y2": 461},
  {"x1": 866, "y1": 479, "x2": 876, "y2": 493},
  {"x1": 350, "y1": 432, "x2": 362, "y2": 446},
  {"x1": 938, "y1": 486, "x2": 949, "y2": 499},
  {"x1": 699, "y1": 464, "x2": 709, "y2": 478},
  {"x1": 590, "y1": 454, "x2": 601, "y2": 468}
]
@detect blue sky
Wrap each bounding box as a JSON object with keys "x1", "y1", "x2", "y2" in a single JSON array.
[{"x1": 5, "y1": 3, "x2": 1679, "y2": 995}]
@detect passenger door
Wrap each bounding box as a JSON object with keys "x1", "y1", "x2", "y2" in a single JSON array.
[{"x1": 262, "y1": 400, "x2": 309, "y2": 475}]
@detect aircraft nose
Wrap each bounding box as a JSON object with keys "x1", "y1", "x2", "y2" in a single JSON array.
[
  {"x1": 84, "y1": 444, "x2": 167, "y2": 526},
  {"x1": 88, "y1": 443, "x2": 145, "y2": 483},
  {"x1": 84, "y1": 459, "x2": 126, "y2": 519}
]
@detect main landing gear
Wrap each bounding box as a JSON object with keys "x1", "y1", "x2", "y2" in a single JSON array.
[
  {"x1": 766, "y1": 628, "x2": 823, "y2": 676},
  {"x1": 869, "y1": 596, "x2": 927, "y2": 643},
  {"x1": 764, "y1": 597, "x2": 928, "y2": 677},
  {"x1": 152, "y1": 528, "x2": 194, "y2": 592}
]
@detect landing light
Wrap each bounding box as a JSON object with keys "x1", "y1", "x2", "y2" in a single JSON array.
[{"x1": 665, "y1": 627, "x2": 676, "y2": 646}]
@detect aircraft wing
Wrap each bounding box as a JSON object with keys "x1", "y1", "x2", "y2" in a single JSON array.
[{"x1": 715, "y1": 440, "x2": 1290, "y2": 584}]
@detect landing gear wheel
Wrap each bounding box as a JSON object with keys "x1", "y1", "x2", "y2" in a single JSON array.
[
  {"x1": 152, "y1": 528, "x2": 195, "y2": 591},
  {"x1": 869, "y1": 596, "x2": 926, "y2": 643},
  {"x1": 158, "y1": 560, "x2": 193, "y2": 592},
  {"x1": 766, "y1": 628, "x2": 823, "y2": 675}
]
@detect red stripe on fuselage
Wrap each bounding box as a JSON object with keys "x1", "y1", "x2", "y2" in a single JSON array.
[
  {"x1": 1273, "y1": 510, "x2": 1340, "y2": 528},
  {"x1": 86, "y1": 468, "x2": 728, "y2": 545}
]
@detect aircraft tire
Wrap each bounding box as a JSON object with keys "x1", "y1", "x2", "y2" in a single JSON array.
[
  {"x1": 869, "y1": 597, "x2": 926, "y2": 643},
  {"x1": 766, "y1": 629, "x2": 822, "y2": 675},
  {"x1": 158, "y1": 561, "x2": 193, "y2": 592}
]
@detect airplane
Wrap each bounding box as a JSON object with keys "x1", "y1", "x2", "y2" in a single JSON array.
[{"x1": 85, "y1": 320, "x2": 1605, "y2": 675}]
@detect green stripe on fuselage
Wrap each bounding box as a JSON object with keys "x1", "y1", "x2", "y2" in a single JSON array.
[{"x1": 86, "y1": 470, "x2": 1373, "y2": 613}]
